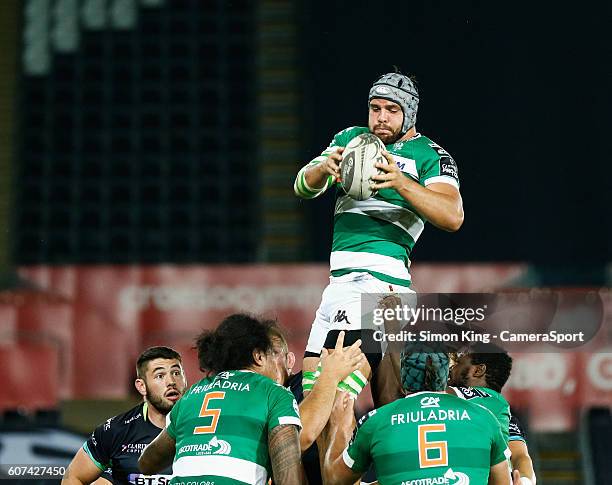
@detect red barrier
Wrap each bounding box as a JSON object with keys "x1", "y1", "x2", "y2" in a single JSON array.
[
  {"x1": 0, "y1": 343, "x2": 59, "y2": 411},
  {"x1": 5, "y1": 264, "x2": 609, "y2": 430}
]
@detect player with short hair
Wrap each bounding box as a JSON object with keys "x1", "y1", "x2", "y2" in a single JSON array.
[
  {"x1": 449, "y1": 343, "x2": 537, "y2": 485},
  {"x1": 295, "y1": 70, "x2": 464, "y2": 404},
  {"x1": 322, "y1": 348, "x2": 511, "y2": 485},
  {"x1": 138, "y1": 313, "x2": 306, "y2": 485},
  {"x1": 62, "y1": 346, "x2": 187, "y2": 485}
]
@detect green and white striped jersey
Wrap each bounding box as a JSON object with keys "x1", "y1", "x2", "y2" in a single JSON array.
[
  {"x1": 295, "y1": 126, "x2": 460, "y2": 287},
  {"x1": 166, "y1": 370, "x2": 301, "y2": 485}
]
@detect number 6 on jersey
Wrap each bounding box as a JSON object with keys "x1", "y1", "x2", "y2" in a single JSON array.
[{"x1": 418, "y1": 423, "x2": 448, "y2": 468}]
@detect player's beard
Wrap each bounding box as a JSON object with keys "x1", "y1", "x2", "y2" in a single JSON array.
[
  {"x1": 145, "y1": 383, "x2": 175, "y2": 415},
  {"x1": 371, "y1": 124, "x2": 401, "y2": 144}
]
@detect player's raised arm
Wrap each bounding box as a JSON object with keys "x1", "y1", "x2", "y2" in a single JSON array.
[
  {"x1": 294, "y1": 137, "x2": 344, "y2": 199},
  {"x1": 306, "y1": 147, "x2": 343, "y2": 187},
  {"x1": 299, "y1": 332, "x2": 364, "y2": 451},
  {"x1": 269, "y1": 424, "x2": 306, "y2": 485},
  {"x1": 138, "y1": 429, "x2": 175, "y2": 475}
]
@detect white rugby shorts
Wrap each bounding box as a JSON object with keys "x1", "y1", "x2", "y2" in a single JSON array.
[{"x1": 305, "y1": 272, "x2": 415, "y2": 355}]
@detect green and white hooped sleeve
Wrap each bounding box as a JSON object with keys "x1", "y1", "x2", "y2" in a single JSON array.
[
  {"x1": 302, "y1": 362, "x2": 322, "y2": 392},
  {"x1": 338, "y1": 370, "x2": 368, "y2": 400},
  {"x1": 294, "y1": 155, "x2": 335, "y2": 199},
  {"x1": 303, "y1": 362, "x2": 367, "y2": 400}
]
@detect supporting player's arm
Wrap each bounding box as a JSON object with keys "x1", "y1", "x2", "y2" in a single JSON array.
[
  {"x1": 509, "y1": 440, "x2": 536, "y2": 484},
  {"x1": 372, "y1": 152, "x2": 463, "y2": 232},
  {"x1": 299, "y1": 332, "x2": 364, "y2": 451},
  {"x1": 508, "y1": 414, "x2": 536, "y2": 484},
  {"x1": 62, "y1": 449, "x2": 104, "y2": 485},
  {"x1": 269, "y1": 424, "x2": 306, "y2": 485},
  {"x1": 372, "y1": 294, "x2": 405, "y2": 407},
  {"x1": 138, "y1": 429, "x2": 175, "y2": 475},
  {"x1": 488, "y1": 460, "x2": 512, "y2": 485},
  {"x1": 322, "y1": 395, "x2": 362, "y2": 485}
]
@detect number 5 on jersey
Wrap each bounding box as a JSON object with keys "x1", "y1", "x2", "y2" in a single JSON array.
[
  {"x1": 194, "y1": 392, "x2": 225, "y2": 434},
  {"x1": 418, "y1": 424, "x2": 448, "y2": 468}
]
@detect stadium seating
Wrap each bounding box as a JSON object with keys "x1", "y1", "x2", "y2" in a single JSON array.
[{"x1": 16, "y1": 1, "x2": 257, "y2": 265}]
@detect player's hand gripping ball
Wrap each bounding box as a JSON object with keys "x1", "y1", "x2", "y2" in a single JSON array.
[{"x1": 340, "y1": 133, "x2": 387, "y2": 200}]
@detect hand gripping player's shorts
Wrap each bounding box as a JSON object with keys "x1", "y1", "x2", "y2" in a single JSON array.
[{"x1": 304, "y1": 272, "x2": 415, "y2": 369}]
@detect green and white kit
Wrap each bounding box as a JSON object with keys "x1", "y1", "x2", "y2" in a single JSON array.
[
  {"x1": 166, "y1": 370, "x2": 301, "y2": 485},
  {"x1": 298, "y1": 126, "x2": 460, "y2": 355}
]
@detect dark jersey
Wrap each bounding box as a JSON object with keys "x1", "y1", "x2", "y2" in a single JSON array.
[
  {"x1": 509, "y1": 413, "x2": 527, "y2": 442},
  {"x1": 83, "y1": 402, "x2": 172, "y2": 485},
  {"x1": 286, "y1": 372, "x2": 322, "y2": 485}
]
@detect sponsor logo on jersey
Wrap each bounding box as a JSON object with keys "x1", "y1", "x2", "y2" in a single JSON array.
[
  {"x1": 509, "y1": 419, "x2": 525, "y2": 440},
  {"x1": 400, "y1": 468, "x2": 469, "y2": 485},
  {"x1": 333, "y1": 310, "x2": 351, "y2": 325},
  {"x1": 420, "y1": 396, "x2": 441, "y2": 408},
  {"x1": 178, "y1": 436, "x2": 231, "y2": 456},
  {"x1": 350, "y1": 409, "x2": 377, "y2": 446},
  {"x1": 121, "y1": 443, "x2": 148, "y2": 453},
  {"x1": 428, "y1": 142, "x2": 450, "y2": 157},
  {"x1": 357, "y1": 409, "x2": 377, "y2": 428},
  {"x1": 217, "y1": 371, "x2": 235, "y2": 380},
  {"x1": 193, "y1": 380, "x2": 250, "y2": 393},
  {"x1": 439, "y1": 157, "x2": 458, "y2": 180},
  {"x1": 392, "y1": 155, "x2": 418, "y2": 179},
  {"x1": 457, "y1": 387, "x2": 490, "y2": 399},
  {"x1": 103, "y1": 418, "x2": 112, "y2": 431},
  {"x1": 444, "y1": 468, "x2": 470, "y2": 485},
  {"x1": 124, "y1": 413, "x2": 142, "y2": 425},
  {"x1": 427, "y1": 142, "x2": 458, "y2": 182},
  {"x1": 127, "y1": 473, "x2": 173, "y2": 485},
  {"x1": 391, "y1": 408, "x2": 471, "y2": 425}
]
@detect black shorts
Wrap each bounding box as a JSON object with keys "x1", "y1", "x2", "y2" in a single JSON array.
[{"x1": 304, "y1": 329, "x2": 383, "y2": 374}]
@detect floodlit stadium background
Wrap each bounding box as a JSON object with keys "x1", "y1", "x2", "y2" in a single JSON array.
[{"x1": 0, "y1": 1, "x2": 610, "y2": 484}]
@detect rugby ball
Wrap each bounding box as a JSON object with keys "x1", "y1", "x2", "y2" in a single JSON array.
[{"x1": 340, "y1": 133, "x2": 387, "y2": 200}]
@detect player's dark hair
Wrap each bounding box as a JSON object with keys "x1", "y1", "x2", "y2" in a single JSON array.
[
  {"x1": 196, "y1": 313, "x2": 281, "y2": 374},
  {"x1": 401, "y1": 347, "x2": 449, "y2": 393},
  {"x1": 390, "y1": 65, "x2": 418, "y2": 87},
  {"x1": 136, "y1": 346, "x2": 182, "y2": 379},
  {"x1": 424, "y1": 355, "x2": 446, "y2": 391},
  {"x1": 468, "y1": 342, "x2": 513, "y2": 392}
]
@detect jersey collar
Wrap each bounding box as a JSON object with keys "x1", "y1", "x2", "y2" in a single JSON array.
[{"x1": 404, "y1": 390, "x2": 447, "y2": 398}]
